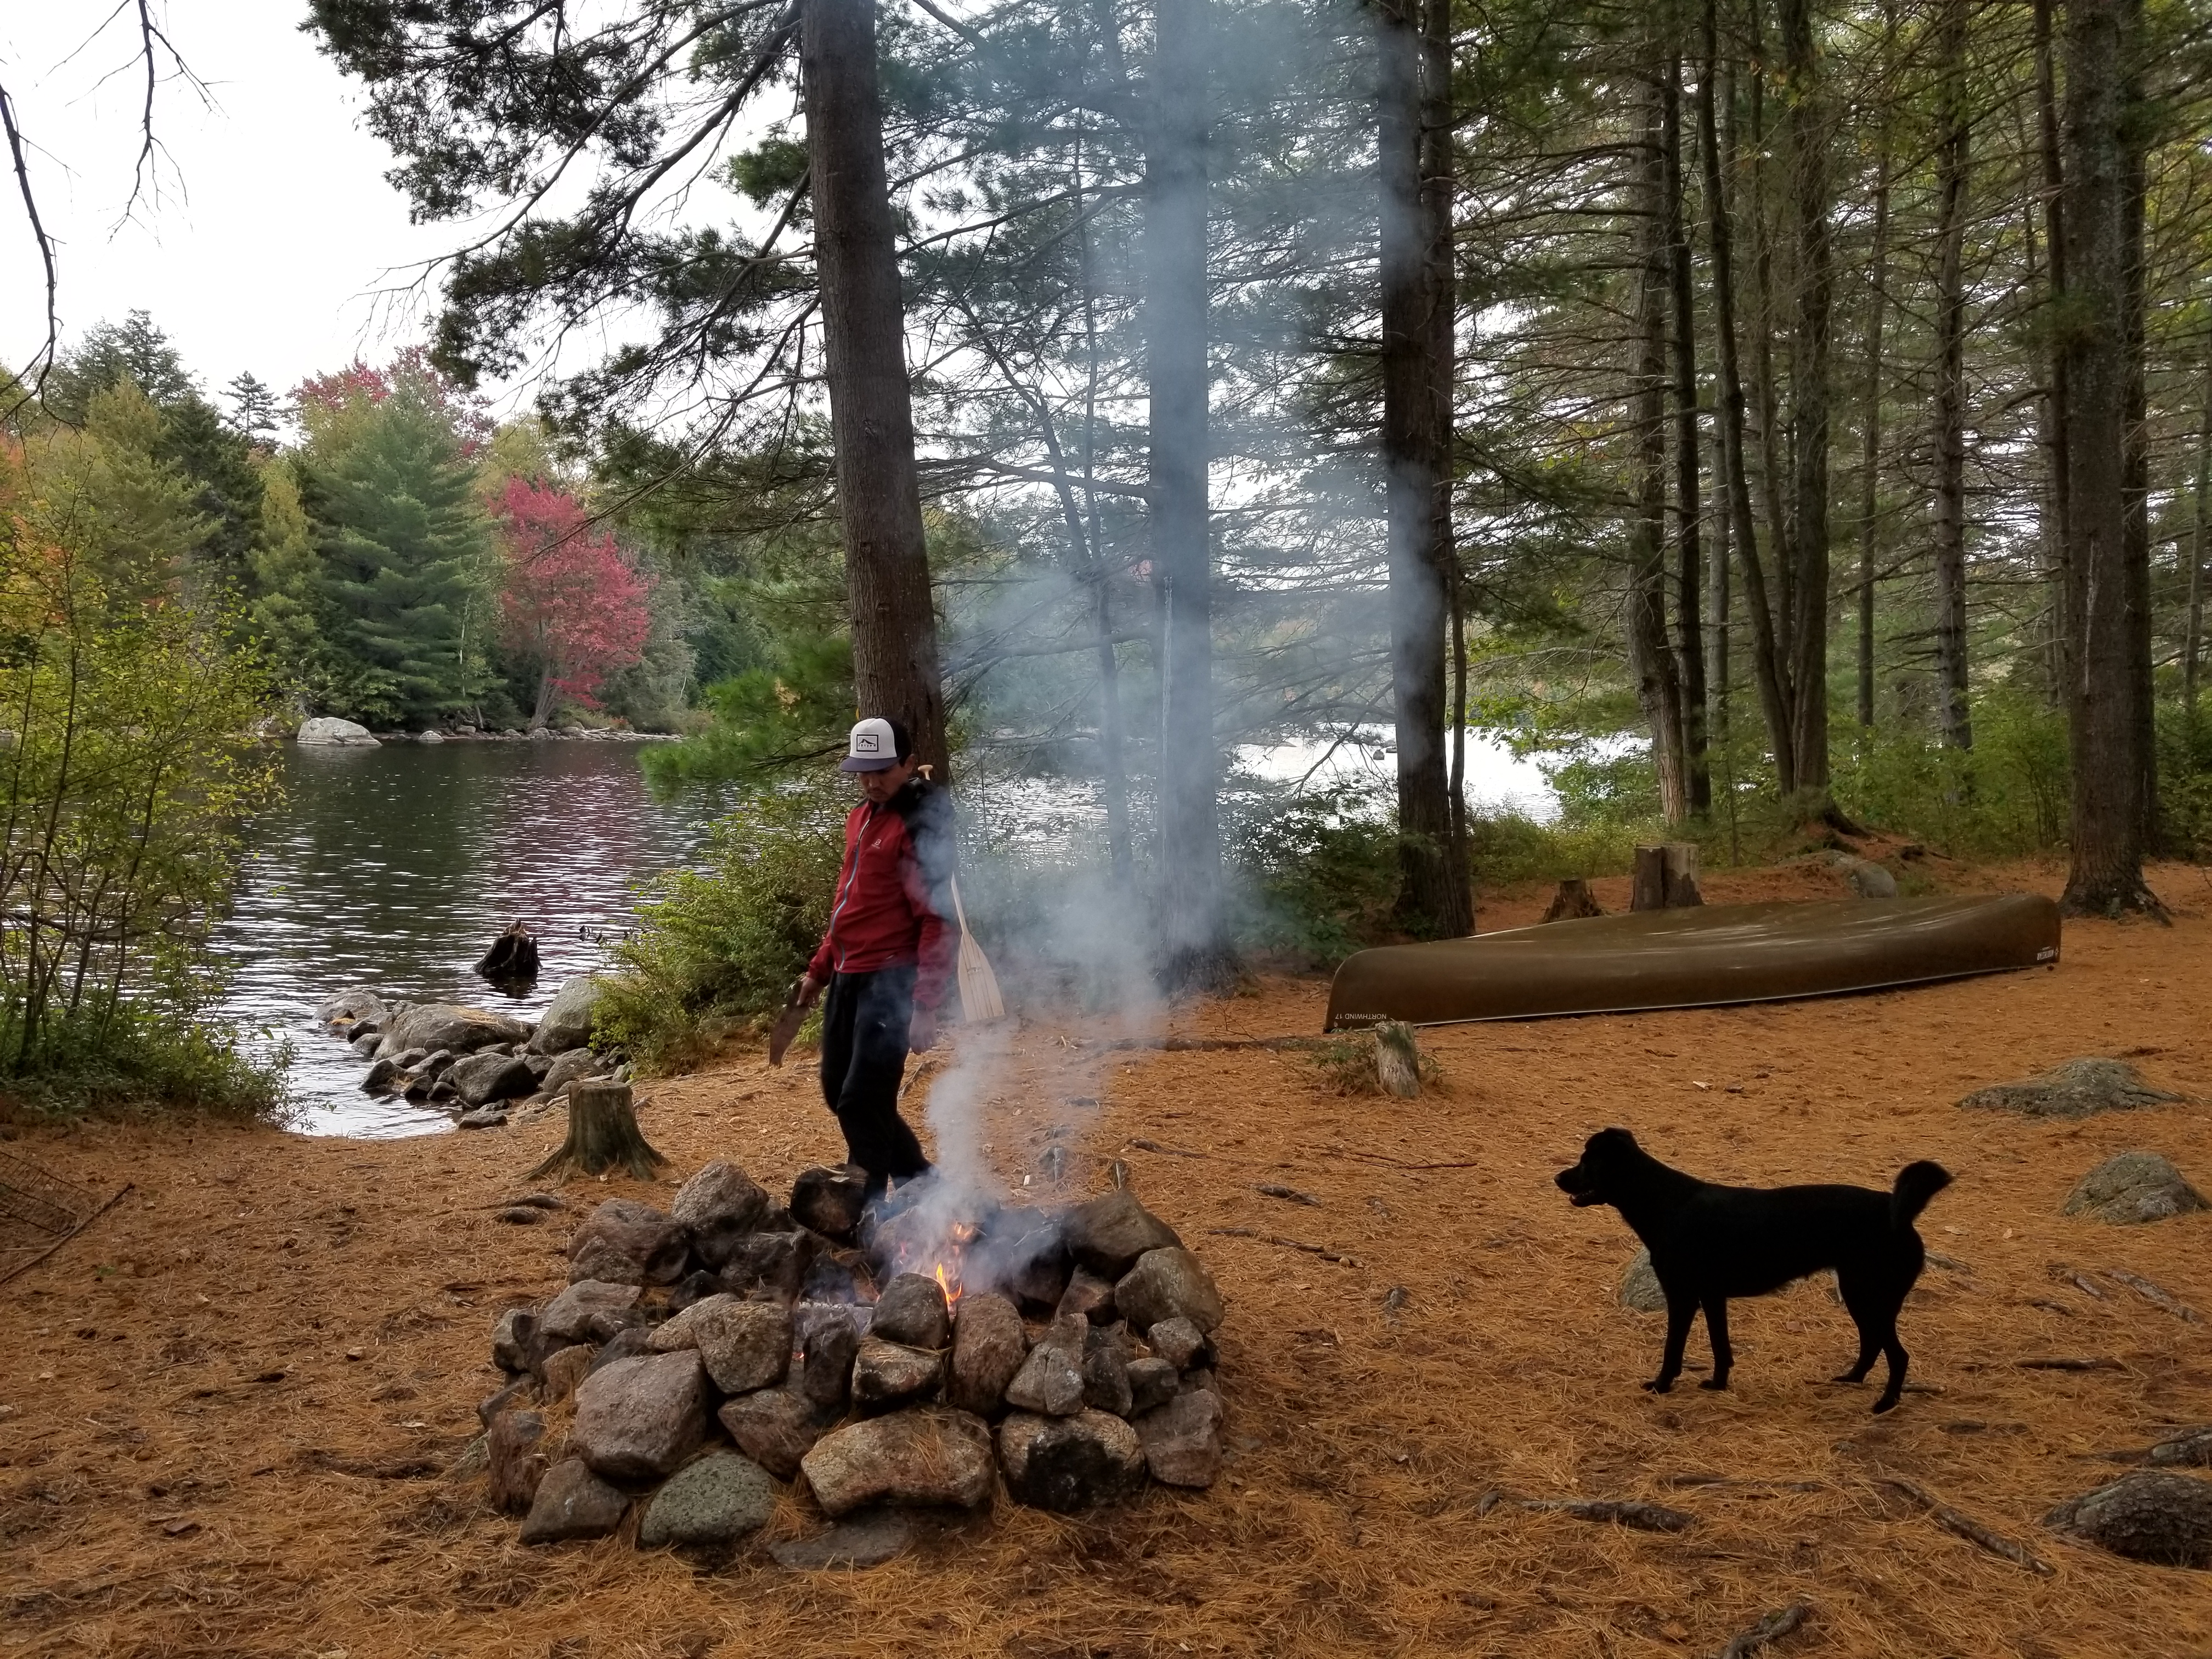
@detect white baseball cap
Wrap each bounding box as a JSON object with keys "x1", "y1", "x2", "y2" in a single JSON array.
[{"x1": 839, "y1": 715, "x2": 903, "y2": 772}]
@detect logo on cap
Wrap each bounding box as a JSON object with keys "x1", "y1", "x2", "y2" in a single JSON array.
[{"x1": 840, "y1": 715, "x2": 900, "y2": 771}]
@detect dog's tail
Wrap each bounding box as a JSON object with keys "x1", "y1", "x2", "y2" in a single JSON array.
[{"x1": 1891, "y1": 1160, "x2": 1954, "y2": 1228}]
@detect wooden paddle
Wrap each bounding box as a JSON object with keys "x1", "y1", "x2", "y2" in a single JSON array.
[{"x1": 948, "y1": 876, "x2": 1005, "y2": 1022}]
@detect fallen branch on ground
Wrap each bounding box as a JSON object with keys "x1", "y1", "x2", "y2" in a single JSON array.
[
  {"x1": 1206, "y1": 1227, "x2": 1359, "y2": 1267},
  {"x1": 1475, "y1": 1488, "x2": 1696, "y2": 1532},
  {"x1": 1099, "y1": 1035, "x2": 1329, "y2": 1052},
  {"x1": 1876, "y1": 1477, "x2": 2053, "y2": 1576},
  {"x1": 2017, "y1": 1356, "x2": 2124, "y2": 1371},
  {"x1": 1125, "y1": 1138, "x2": 1210, "y2": 1159},
  {"x1": 2103, "y1": 1267, "x2": 2199, "y2": 1322},
  {"x1": 1713, "y1": 1600, "x2": 1814, "y2": 1659},
  {"x1": 1299, "y1": 1143, "x2": 1485, "y2": 1170},
  {"x1": 2049, "y1": 1262, "x2": 2107, "y2": 1299},
  {"x1": 1664, "y1": 1473, "x2": 1825, "y2": 1492}
]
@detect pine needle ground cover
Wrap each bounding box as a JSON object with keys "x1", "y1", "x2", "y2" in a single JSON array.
[{"x1": 3, "y1": 859, "x2": 2209, "y2": 1658}]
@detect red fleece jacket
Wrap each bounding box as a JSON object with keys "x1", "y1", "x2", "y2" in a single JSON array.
[{"x1": 806, "y1": 782, "x2": 956, "y2": 1012}]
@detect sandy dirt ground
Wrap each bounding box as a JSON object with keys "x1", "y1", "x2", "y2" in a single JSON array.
[{"x1": 4, "y1": 856, "x2": 2212, "y2": 1658}]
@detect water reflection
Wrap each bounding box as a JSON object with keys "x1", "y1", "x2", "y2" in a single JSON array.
[{"x1": 212, "y1": 741, "x2": 725, "y2": 1138}]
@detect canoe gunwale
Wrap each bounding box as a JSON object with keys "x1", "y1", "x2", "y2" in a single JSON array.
[{"x1": 1325, "y1": 958, "x2": 2050, "y2": 1032}]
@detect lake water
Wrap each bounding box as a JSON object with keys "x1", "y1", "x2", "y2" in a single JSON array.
[
  {"x1": 211, "y1": 740, "x2": 725, "y2": 1138},
  {"x1": 219, "y1": 732, "x2": 1560, "y2": 1139}
]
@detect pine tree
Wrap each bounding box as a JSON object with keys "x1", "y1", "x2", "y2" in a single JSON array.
[
  {"x1": 304, "y1": 389, "x2": 490, "y2": 725},
  {"x1": 223, "y1": 373, "x2": 280, "y2": 441},
  {"x1": 48, "y1": 314, "x2": 262, "y2": 584},
  {"x1": 247, "y1": 462, "x2": 344, "y2": 708}
]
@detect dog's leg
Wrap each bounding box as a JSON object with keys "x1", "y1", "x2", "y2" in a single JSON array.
[
  {"x1": 1698, "y1": 1294, "x2": 1733, "y2": 1391},
  {"x1": 1868, "y1": 1278, "x2": 1915, "y2": 1413},
  {"x1": 1831, "y1": 1272, "x2": 1880, "y2": 1385},
  {"x1": 1645, "y1": 1294, "x2": 1694, "y2": 1394},
  {"x1": 1871, "y1": 1329, "x2": 1911, "y2": 1414}
]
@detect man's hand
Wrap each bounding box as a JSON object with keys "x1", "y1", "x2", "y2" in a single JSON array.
[
  {"x1": 908, "y1": 1006, "x2": 938, "y2": 1053},
  {"x1": 794, "y1": 974, "x2": 823, "y2": 1011}
]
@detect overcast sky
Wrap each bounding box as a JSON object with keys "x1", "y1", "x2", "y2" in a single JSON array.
[{"x1": 0, "y1": 2, "x2": 516, "y2": 410}]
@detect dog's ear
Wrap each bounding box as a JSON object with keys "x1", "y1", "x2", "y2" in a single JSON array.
[{"x1": 1589, "y1": 1126, "x2": 1639, "y2": 1157}]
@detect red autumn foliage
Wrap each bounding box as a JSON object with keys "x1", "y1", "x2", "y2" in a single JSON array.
[
  {"x1": 490, "y1": 478, "x2": 652, "y2": 723},
  {"x1": 292, "y1": 348, "x2": 494, "y2": 455}
]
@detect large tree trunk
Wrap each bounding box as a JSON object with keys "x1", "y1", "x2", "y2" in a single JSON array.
[
  {"x1": 1930, "y1": 0, "x2": 1973, "y2": 752},
  {"x1": 802, "y1": 0, "x2": 949, "y2": 781},
  {"x1": 1700, "y1": 7, "x2": 1791, "y2": 790},
  {"x1": 1424, "y1": 0, "x2": 1468, "y2": 898},
  {"x1": 1630, "y1": 68, "x2": 1690, "y2": 823},
  {"x1": 1376, "y1": 0, "x2": 1471, "y2": 937},
  {"x1": 1147, "y1": 0, "x2": 1228, "y2": 980},
  {"x1": 2187, "y1": 344, "x2": 2212, "y2": 731},
  {"x1": 1075, "y1": 133, "x2": 1135, "y2": 893},
  {"x1": 2034, "y1": 0, "x2": 2071, "y2": 705},
  {"x1": 1708, "y1": 0, "x2": 1796, "y2": 794},
  {"x1": 1662, "y1": 49, "x2": 1709, "y2": 816},
  {"x1": 2057, "y1": 0, "x2": 2161, "y2": 916},
  {"x1": 1778, "y1": 0, "x2": 1834, "y2": 804},
  {"x1": 1856, "y1": 1, "x2": 1896, "y2": 731},
  {"x1": 2121, "y1": 105, "x2": 2157, "y2": 850}
]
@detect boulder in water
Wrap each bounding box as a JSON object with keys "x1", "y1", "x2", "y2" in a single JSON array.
[
  {"x1": 528, "y1": 974, "x2": 606, "y2": 1055},
  {"x1": 316, "y1": 988, "x2": 388, "y2": 1027},
  {"x1": 374, "y1": 1003, "x2": 529, "y2": 1059},
  {"x1": 296, "y1": 716, "x2": 377, "y2": 746}
]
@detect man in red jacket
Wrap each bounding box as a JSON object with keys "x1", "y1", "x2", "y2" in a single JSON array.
[{"x1": 793, "y1": 716, "x2": 956, "y2": 1195}]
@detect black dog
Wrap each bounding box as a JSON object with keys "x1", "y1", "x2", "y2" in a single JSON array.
[{"x1": 1555, "y1": 1128, "x2": 1953, "y2": 1413}]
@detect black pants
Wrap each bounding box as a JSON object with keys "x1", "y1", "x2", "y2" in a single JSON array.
[{"x1": 819, "y1": 965, "x2": 931, "y2": 1192}]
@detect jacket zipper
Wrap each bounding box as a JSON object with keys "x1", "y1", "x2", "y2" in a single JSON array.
[{"x1": 823, "y1": 803, "x2": 880, "y2": 973}]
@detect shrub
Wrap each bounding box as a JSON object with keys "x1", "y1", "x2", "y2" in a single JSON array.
[
  {"x1": 595, "y1": 781, "x2": 846, "y2": 1071},
  {"x1": 1829, "y1": 689, "x2": 2070, "y2": 857},
  {"x1": 1223, "y1": 781, "x2": 1402, "y2": 965},
  {"x1": 0, "y1": 438, "x2": 287, "y2": 1116},
  {"x1": 0, "y1": 1009, "x2": 289, "y2": 1124}
]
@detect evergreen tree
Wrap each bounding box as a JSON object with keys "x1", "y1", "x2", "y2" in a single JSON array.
[
  {"x1": 71, "y1": 382, "x2": 212, "y2": 609},
  {"x1": 47, "y1": 313, "x2": 263, "y2": 583},
  {"x1": 247, "y1": 462, "x2": 345, "y2": 708},
  {"x1": 46, "y1": 312, "x2": 197, "y2": 419},
  {"x1": 223, "y1": 372, "x2": 281, "y2": 442},
  {"x1": 304, "y1": 388, "x2": 489, "y2": 725}
]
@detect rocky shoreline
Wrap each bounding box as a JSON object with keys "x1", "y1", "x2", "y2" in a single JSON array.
[
  {"x1": 318, "y1": 977, "x2": 626, "y2": 1131},
  {"x1": 291, "y1": 715, "x2": 676, "y2": 747}
]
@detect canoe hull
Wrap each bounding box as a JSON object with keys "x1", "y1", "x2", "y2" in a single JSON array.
[{"x1": 1324, "y1": 893, "x2": 2062, "y2": 1030}]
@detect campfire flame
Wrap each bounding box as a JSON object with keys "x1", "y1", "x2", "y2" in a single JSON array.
[{"x1": 888, "y1": 1215, "x2": 982, "y2": 1312}]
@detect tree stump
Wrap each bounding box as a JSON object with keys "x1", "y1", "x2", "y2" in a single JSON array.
[
  {"x1": 1374, "y1": 1022, "x2": 1423, "y2": 1099},
  {"x1": 1630, "y1": 843, "x2": 1703, "y2": 911},
  {"x1": 1542, "y1": 878, "x2": 1605, "y2": 922},
  {"x1": 476, "y1": 921, "x2": 540, "y2": 987},
  {"x1": 525, "y1": 1081, "x2": 667, "y2": 1182}
]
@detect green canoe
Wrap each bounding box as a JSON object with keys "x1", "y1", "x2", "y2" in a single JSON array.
[{"x1": 1323, "y1": 893, "x2": 2061, "y2": 1030}]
